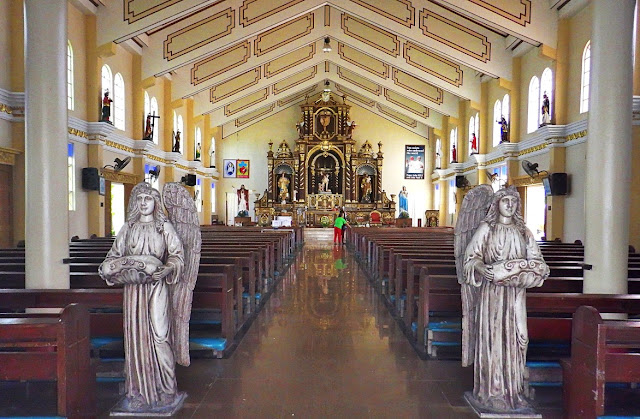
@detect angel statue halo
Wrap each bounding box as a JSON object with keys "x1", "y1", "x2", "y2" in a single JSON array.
[
  {"x1": 455, "y1": 185, "x2": 549, "y2": 416},
  {"x1": 98, "y1": 182, "x2": 201, "y2": 415}
]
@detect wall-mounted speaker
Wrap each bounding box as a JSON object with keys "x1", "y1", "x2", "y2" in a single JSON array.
[
  {"x1": 183, "y1": 174, "x2": 197, "y2": 186},
  {"x1": 549, "y1": 173, "x2": 568, "y2": 196},
  {"x1": 455, "y1": 175, "x2": 467, "y2": 189},
  {"x1": 82, "y1": 167, "x2": 100, "y2": 190}
]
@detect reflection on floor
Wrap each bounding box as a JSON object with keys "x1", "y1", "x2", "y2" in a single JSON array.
[{"x1": 0, "y1": 231, "x2": 565, "y2": 418}]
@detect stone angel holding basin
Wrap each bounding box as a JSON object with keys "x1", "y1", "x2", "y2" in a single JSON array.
[
  {"x1": 454, "y1": 185, "x2": 549, "y2": 417},
  {"x1": 98, "y1": 182, "x2": 201, "y2": 416}
]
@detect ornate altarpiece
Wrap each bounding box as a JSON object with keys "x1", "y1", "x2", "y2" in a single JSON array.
[{"x1": 255, "y1": 94, "x2": 396, "y2": 227}]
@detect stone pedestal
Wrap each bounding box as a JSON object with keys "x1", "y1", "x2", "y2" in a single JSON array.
[
  {"x1": 464, "y1": 392, "x2": 541, "y2": 419},
  {"x1": 110, "y1": 392, "x2": 187, "y2": 417}
]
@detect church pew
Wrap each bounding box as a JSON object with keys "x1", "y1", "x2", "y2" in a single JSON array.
[
  {"x1": 562, "y1": 306, "x2": 640, "y2": 418},
  {"x1": 0, "y1": 303, "x2": 95, "y2": 418},
  {"x1": 0, "y1": 278, "x2": 237, "y2": 358}
]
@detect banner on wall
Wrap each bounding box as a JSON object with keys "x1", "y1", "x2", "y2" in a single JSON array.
[
  {"x1": 404, "y1": 145, "x2": 425, "y2": 179},
  {"x1": 223, "y1": 159, "x2": 236, "y2": 178},
  {"x1": 236, "y1": 159, "x2": 250, "y2": 178}
]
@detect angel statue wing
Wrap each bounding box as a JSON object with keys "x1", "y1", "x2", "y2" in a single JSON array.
[
  {"x1": 454, "y1": 184, "x2": 494, "y2": 367},
  {"x1": 163, "y1": 182, "x2": 202, "y2": 366}
]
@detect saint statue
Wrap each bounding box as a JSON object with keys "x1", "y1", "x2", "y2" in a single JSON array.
[
  {"x1": 498, "y1": 117, "x2": 509, "y2": 143},
  {"x1": 101, "y1": 90, "x2": 113, "y2": 124},
  {"x1": 360, "y1": 174, "x2": 372, "y2": 203},
  {"x1": 172, "y1": 131, "x2": 181, "y2": 153},
  {"x1": 98, "y1": 182, "x2": 201, "y2": 415},
  {"x1": 454, "y1": 185, "x2": 549, "y2": 415},
  {"x1": 435, "y1": 142, "x2": 442, "y2": 170},
  {"x1": 319, "y1": 173, "x2": 330, "y2": 193},
  {"x1": 541, "y1": 92, "x2": 551, "y2": 126},
  {"x1": 143, "y1": 114, "x2": 153, "y2": 140},
  {"x1": 278, "y1": 174, "x2": 290, "y2": 203},
  {"x1": 470, "y1": 133, "x2": 478, "y2": 154},
  {"x1": 451, "y1": 144, "x2": 458, "y2": 163},
  {"x1": 195, "y1": 142, "x2": 201, "y2": 161},
  {"x1": 346, "y1": 120, "x2": 357, "y2": 139},
  {"x1": 208, "y1": 139, "x2": 215, "y2": 168},
  {"x1": 398, "y1": 186, "x2": 409, "y2": 214},
  {"x1": 237, "y1": 185, "x2": 249, "y2": 213}
]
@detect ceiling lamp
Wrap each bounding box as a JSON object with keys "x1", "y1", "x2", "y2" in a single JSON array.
[{"x1": 323, "y1": 37, "x2": 332, "y2": 53}]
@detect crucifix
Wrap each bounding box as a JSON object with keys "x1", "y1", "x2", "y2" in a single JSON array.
[{"x1": 143, "y1": 111, "x2": 160, "y2": 141}]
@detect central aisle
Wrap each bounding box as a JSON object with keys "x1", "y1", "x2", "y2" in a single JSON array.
[{"x1": 168, "y1": 230, "x2": 479, "y2": 418}]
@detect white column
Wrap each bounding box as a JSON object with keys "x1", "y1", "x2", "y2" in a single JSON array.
[
  {"x1": 584, "y1": 0, "x2": 635, "y2": 293},
  {"x1": 24, "y1": 0, "x2": 70, "y2": 289}
]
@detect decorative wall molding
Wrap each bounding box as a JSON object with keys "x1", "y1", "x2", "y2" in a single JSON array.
[{"x1": 0, "y1": 146, "x2": 21, "y2": 166}]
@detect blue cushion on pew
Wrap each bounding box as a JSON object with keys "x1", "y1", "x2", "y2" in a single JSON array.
[
  {"x1": 189, "y1": 319, "x2": 221, "y2": 325},
  {"x1": 242, "y1": 292, "x2": 261, "y2": 299},
  {"x1": 91, "y1": 337, "x2": 123, "y2": 349},
  {"x1": 189, "y1": 337, "x2": 227, "y2": 351},
  {"x1": 96, "y1": 376, "x2": 125, "y2": 383}
]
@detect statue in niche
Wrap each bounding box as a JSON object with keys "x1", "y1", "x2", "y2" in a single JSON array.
[
  {"x1": 451, "y1": 144, "x2": 458, "y2": 163},
  {"x1": 101, "y1": 90, "x2": 113, "y2": 124},
  {"x1": 172, "y1": 130, "x2": 181, "y2": 153},
  {"x1": 296, "y1": 121, "x2": 305, "y2": 139},
  {"x1": 319, "y1": 173, "x2": 330, "y2": 193},
  {"x1": 346, "y1": 120, "x2": 357, "y2": 139},
  {"x1": 278, "y1": 173, "x2": 290, "y2": 203},
  {"x1": 98, "y1": 182, "x2": 201, "y2": 416},
  {"x1": 360, "y1": 174, "x2": 372, "y2": 203},
  {"x1": 470, "y1": 133, "x2": 478, "y2": 154},
  {"x1": 208, "y1": 138, "x2": 215, "y2": 168},
  {"x1": 498, "y1": 116, "x2": 510, "y2": 143},
  {"x1": 454, "y1": 185, "x2": 549, "y2": 416},
  {"x1": 541, "y1": 92, "x2": 551, "y2": 126}
]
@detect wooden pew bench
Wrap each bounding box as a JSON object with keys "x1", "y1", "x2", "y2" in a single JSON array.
[
  {"x1": 0, "y1": 303, "x2": 95, "y2": 418},
  {"x1": 562, "y1": 305, "x2": 640, "y2": 418}
]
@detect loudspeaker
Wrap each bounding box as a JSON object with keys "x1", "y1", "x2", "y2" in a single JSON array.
[
  {"x1": 549, "y1": 173, "x2": 568, "y2": 196},
  {"x1": 455, "y1": 175, "x2": 466, "y2": 189},
  {"x1": 82, "y1": 167, "x2": 100, "y2": 190},
  {"x1": 183, "y1": 174, "x2": 197, "y2": 186}
]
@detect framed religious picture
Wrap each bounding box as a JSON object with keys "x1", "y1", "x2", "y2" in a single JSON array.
[
  {"x1": 223, "y1": 159, "x2": 236, "y2": 178},
  {"x1": 405, "y1": 145, "x2": 425, "y2": 179},
  {"x1": 236, "y1": 159, "x2": 249, "y2": 178}
]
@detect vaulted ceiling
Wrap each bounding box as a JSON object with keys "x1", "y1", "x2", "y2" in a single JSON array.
[{"x1": 95, "y1": 0, "x2": 582, "y2": 138}]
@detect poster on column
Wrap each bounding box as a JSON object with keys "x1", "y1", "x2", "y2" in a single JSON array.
[{"x1": 405, "y1": 145, "x2": 425, "y2": 179}]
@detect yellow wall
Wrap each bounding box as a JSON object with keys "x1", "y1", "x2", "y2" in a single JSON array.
[
  {"x1": 567, "y1": 4, "x2": 592, "y2": 124},
  {"x1": 68, "y1": 3, "x2": 88, "y2": 121},
  {"x1": 0, "y1": 0, "x2": 11, "y2": 90}
]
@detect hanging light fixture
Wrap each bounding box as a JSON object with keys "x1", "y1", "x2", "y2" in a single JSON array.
[
  {"x1": 323, "y1": 37, "x2": 332, "y2": 53},
  {"x1": 323, "y1": 80, "x2": 331, "y2": 92}
]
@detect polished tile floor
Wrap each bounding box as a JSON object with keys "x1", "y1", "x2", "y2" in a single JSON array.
[{"x1": 0, "y1": 231, "x2": 565, "y2": 418}]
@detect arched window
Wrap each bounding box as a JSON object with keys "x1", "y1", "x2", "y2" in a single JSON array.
[
  {"x1": 177, "y1": 115, "x2": 184, "y2": 139},
  {"x1": 144, "y1": 91, "x2": 150, "y2": 120},
  {"x1": 540, "y1": 68, "x2": 553, "y2": 124},
  {"x1": 580, "y1": 41, "x2": 591, "y2": 113},
  {"x1": 150, "y1": 97, "x2": 159, "y2": 144},
  {"x1": 68, "y1": 143, "x2": 75, "y2": 211},
  {"x1": 211, "y1": 183, "x2": 216, "y2": 213},
  {"x1": 434, "y1": 183, "x2": 440, "y2": 210},
  {"x1": 101, "y1": 64, "x2": 112, "y2": 102},
  {"x1": 113, "y1": 73, "x2": 125, "y2": 130},
  {"x1": 474, "y1": 113, "x2": 479, "y2": 147},
  {"x1": 528, "y1": 76, "x2": 540, "y2": 133},
  {"x1": 67, "y1": 41, "x2": 74, "y2": 110},
  {"x1": 449, "y1": 179, "x2": 456, "y2": 215},
  {"x1": 195, "y1": 179, "x2": 202, "y2": 212},
  {"x1": 502, "y1": 94, "x2": 510, "y2": 123},
  {"x1": 173, "y1": 111, "x2": 178, "y2": 135},
  {"x1": 493, "y1": 100, "x2": 502, "y2": 146},
  {"x1": 195, "y1": 127, "x2": 202, "y2": 161},
  {"x1": 450, "y1": 128, "x2": 458, "y2": 163}
]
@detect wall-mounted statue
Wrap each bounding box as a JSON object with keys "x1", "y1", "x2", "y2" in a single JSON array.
[
  {"x1": 172, "y1": 130, "x2": 181, "y2": 153},
  {"x1": 98, "y1": 182, "x2": 201, "y2": 416},
  {"x1": 101, "y1": 90, "x2": 113, "y2": 124},
  {"x1": 360, "y1": 174, "x2": 372, "y2": 203},
  {"x1": 455, "y1": 185, "x2": 549, "y2": 417}
]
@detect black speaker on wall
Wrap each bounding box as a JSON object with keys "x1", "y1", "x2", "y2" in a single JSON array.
[
  {"x1": 549, "y1": 173, "x2": 568, "y2": 196},
  {"x1": 455, "y1": 175, "x2": 467, "y2": 189},
  {"x1": 82, "y1": 167, "x2": 100, "y2": 190},
  {"x1": 182, "y1": 174, "x2": 197, "y2": 186}
]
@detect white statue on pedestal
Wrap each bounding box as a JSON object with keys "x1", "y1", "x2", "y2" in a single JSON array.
[
  {"x1": 98, "y1": 182, "x2": 201, "y2": 416},
  {"x1": 455, "y1": 185, "x2": 549, "y2": 416}
]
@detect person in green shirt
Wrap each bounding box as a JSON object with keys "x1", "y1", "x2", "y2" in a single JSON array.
[{"x1": 333, "y1": 211, "x2": 348, "y2": 245}]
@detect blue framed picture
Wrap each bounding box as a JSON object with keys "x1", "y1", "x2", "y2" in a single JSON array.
[{"x1": 223, "y1": 159, "x2": 236, "y2": 178}]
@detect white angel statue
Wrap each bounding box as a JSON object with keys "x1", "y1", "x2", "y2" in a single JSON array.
[
  {"x1": 99, "y1": 182, "x2": 201, "y2": 414},
  {"x1": 454, "y1": 185, "x2": 549, "y2": 414}
]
